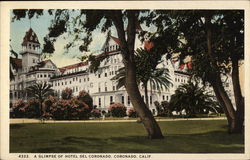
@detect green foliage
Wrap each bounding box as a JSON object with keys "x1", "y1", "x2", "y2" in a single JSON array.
[
  {"x1": 77, "y1": 90, "x2": 93, "y2": 110},
  {"x1": 154, "y1": 101, "x2": 173, "y2": 117},
  {"x1": 169, "y1": 80, "x2": 220, "y2": 117},
  {"x1": 91, "y1": 109, "x2": 101, "y2": 118},
  {"x1": 108, "y1": 103, "x2": 127, "y2": 117},
  {"x1": 11, "y1": 100, "x2": 26, "y2": 118},
  {"x1": 112, "y1": 48, "x2": 172, "y2": 106},
  {"x1": 25, "y1": 99, "x2": 40, "y2": 118},
  {"x1": 61, "y1": 87, "x2": 73, "y2": 100},
  {"x1": 25, "y1": 82, "x2": 54, "y2": 103},
  {"x1": 10, "y1": 99, "x2": 40, "y2": 118}
]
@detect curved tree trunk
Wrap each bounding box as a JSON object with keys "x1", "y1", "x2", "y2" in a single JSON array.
[
  {"x1": 231, "y1": 59, "x2": 244, "y2": 133},
  {"x1": 205, "y1": 13, "x2": 241, "y2": 133},
  {"x1": 144, "y1": 82, "x2": 149, "y2": 107},
  {"x1": 125, "y1": 60, "x2": 164, "y2": 139},
  {"x1": 109, "y1": 10, "x2": 164, "y2": 139}
]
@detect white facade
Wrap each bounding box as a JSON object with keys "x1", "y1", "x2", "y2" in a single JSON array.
[{"x1": 10, "y1": 28, "x2": 236, "y2": 114}]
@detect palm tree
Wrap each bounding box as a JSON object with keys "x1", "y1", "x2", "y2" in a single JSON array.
[
  {"x1": 112, "y1": 48, "x2": 172, "y2": 107},
  {"x1": 25, "y1": 82, "x2": 54, "y2": 117},
  {"x1": 169, "y1": 80, "x2": 220, "y2": 117}
]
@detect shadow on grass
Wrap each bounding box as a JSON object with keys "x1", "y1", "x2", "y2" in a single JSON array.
[
  {"x1": 28, "y1": 130, "x2": 244, "y2": 153},
  {"x1": 10, "y1": 124, "x2": 25, "y2": 129}
]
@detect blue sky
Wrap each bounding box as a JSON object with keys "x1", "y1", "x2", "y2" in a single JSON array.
[
  {"x1": 10, "y1": 10, "x2": 116, "y2": 67},
  {"x1": 10, "y1": 10, "x2": 155, "y2": 67}
]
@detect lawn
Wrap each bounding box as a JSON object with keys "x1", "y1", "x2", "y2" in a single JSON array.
[{"x1": 10, "y1": 120, "x2": 244, "y2": 153}]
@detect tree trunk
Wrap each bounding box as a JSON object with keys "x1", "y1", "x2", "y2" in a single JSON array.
[
  {"x1": 205, "y1": 13, "x2": 240, "y2": 133},
  {"x1": 144, "y1": 82, "x2": 149, "y2": 107},
  {"x1": 231, "y1": 58, "x2": 244, "y2": 133},
  {"x1": 110, "y1": 10, "x2": 164, "y2": 139},
  {"x1": 125, "y1": 60, "x2": 164, "y2": 139}
]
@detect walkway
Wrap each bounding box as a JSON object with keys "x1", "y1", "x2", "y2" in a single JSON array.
[{"x1": 10, "y1": 117, "x2": 227, "y2": 124}]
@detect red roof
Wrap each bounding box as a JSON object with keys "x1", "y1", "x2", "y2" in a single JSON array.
[
  {"x1": 187, "y1": 61, "x2": 192, "y2": 69},
  {"x1": 110, "y1": 36, "x2": 121, "y2": 46},
  {"x1": 59, "y1": 68, "x2": 66, "y2": 73},
  {"x1": 10, "y1": 58, "x2": 22, "y2": 68},
  {"x1": 61, "y1": 61, "x2": 89, "y2": 70},
  {"x1": 179, "y1": 62, "x2": 192, "y2": 70},
  {"x1": 22, "y1": 28, "x2": 40, "y2": 46},
  {"x1": 179, "y1": 64, "x2": 185, "y2": 70}
]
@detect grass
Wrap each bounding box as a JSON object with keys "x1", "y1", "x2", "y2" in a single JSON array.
[{"x1": 10, "y1": 120, "x2": 244, "y2": 153}]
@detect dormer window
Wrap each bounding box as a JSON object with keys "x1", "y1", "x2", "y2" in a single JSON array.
[{"x1": 30, "y1": 36, "x2": 33, "y2": 40}]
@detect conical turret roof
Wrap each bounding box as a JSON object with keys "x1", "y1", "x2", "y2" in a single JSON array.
[{"x1": 21, "y1": 28, "x2": 40, "y2": 46}]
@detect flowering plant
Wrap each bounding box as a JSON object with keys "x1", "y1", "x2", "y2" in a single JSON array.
[
  {"x1": 11, "y1": 99, "x2": 27, "y2": 118},
  {"x1": 108, "y1": 103, "x2": 127, "y2": 117},
  {"x1": 127, "y1": 108, "x2": 138, "y2": 118},
  {"x1": 91, "y1": 109, "x2": 101, "y2": 118}
]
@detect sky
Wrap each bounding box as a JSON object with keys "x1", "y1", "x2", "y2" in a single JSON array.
[
  {"x1": 10, "y1": 10, "x2": 116, "y2": 67},
  {"x1": 10, "y1": 10, "x2": 154, "y2": 68}
]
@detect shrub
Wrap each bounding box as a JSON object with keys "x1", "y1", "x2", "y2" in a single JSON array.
[
  {"x1": 50, "y1": 99, "x2": 90, "y2": 120},
  {"x1": 50, "y1": 99, "x2": 69, "y2": 120},
  {"x1": 43, "y1": 96, "x2": 57, "y2": 113},
  {"x1": 61, "y1": 88, "x2": 73, "y2": 100},
  {"x1": 25, "y1": 99, "x2": 40, "y2": 118},
  {"x1": 127, "y1": 108, "x2": 138, "y2": 118},
  {"x1": 11, "y1": 99, "x2": 27, "y2": 118},
  {"x1": 108, "y1": 103, "x2": 127, "y2": 117},
  {"x1": 77, "y1": 90, "x2": 93, "y2": 110},
  {"x1": 91, "y1": 109, "x2": 101, "y2": 118}
]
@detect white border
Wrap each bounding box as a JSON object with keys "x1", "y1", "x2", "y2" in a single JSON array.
[{"x1": 1, "y1": 1, "x2": 250, "y2": 160}]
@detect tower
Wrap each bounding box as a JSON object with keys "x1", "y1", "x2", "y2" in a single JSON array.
[{"x1": 20, "y1": 28, "x2": 41, "y2": 73}]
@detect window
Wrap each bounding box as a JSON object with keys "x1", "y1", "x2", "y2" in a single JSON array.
[
  {"x1": 99, "y1": 98, "x2": 101, "y2": 107},
  {"x1": 113, "y1": 86, "x2": 115, "y2": 91},
  {"x1": 58, "y1": 83, "x2": 60, "y2": 86},
  {"x1": 33, "y1": 59, "x2": 35, "y2": 63},
  {"x1": 76, "y1": 86, "x2": 78, "y2": 92},
  {"x1": 98, "y1": 74, "x2": 101, "y2": 78},
  {"x1": 99, "y1": 87, "x2": 101, "y2": 92},
  {"x1": 105, "y1": 87, "x2": 107, "y2": 92},
  {"x1": 163, "y1": 95, "x2": 165, "y2": 100},
  {"x1": 79, "y1": 79, "x2": 81, "y2": 83},
  {"x1": 87, "y1": 78, "x2": 89, "y2": 81},
  {"x1": 150, "y1": 96, "x2": 152, "y2": 104},
  {"x1": 40, "y1": 74, "x2": 43, "y2": 78},
  {"x1": 105, "y1": 73, "x2": 107, "y2": 77},
  {"x1": 167, "y1": 96, "x2": 169, "y2": 101},
  {"x1": 128, "y1": 96, "x2": 130, "y2": 105},
  {"x1": 73, "y1": 78, "x2": 75, "y2": 81},
  {"x1": 70, "y1": 81, "x2": 72, "y2": 84},
  {"x1": 122, "y1": 96, "x2": 124, "y2": 104},
  {"x1": 44, "y1": 74, "x2": 47, "y2": 77},
  {"x1": 61, "y1": 82, "x2": 63, "y2": 85},
  {"x1": 110, "y1": 96, "x2": 113, "y2": 104},
  {"x1": 65, "y1": 81, "x2": 67, "y2": 85}
]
